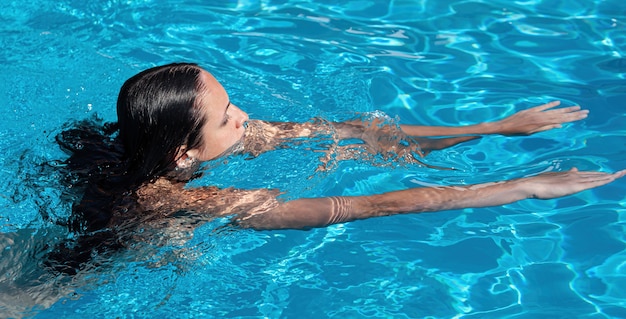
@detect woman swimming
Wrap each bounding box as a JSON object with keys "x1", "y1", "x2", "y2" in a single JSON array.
[{"x1": 55, "y1": 62, "x2": 624, "y2": 253}]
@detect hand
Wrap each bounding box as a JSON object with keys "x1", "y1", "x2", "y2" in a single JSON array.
[
  {"x1": 494, "y1": 101, "x2": 588, "y2": 136},
  {"x1": 523, "y1": 168, "x2": 626, "y2": 200}
]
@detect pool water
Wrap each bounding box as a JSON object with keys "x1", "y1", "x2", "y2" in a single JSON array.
[{"x1": 1, "y1": 0, "x2": 626, "y2": 318}]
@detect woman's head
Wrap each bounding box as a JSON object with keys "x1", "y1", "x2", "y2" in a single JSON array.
[
  {"x1": 51, "y1": 62, "x2": 251, "y2": 260},
  {"x1": 117, "y1": 63, "x2": 248, "y2": 184}
]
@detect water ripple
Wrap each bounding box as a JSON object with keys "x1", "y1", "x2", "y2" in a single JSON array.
[{"x1": 2, "y1": 0, "x2": 626, "y2": 318}]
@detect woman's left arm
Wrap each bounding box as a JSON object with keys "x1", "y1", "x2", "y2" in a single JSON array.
[
  {"x1": 237, "y1": 168, "x2": 625, "y2": 230},
  {"x1": 140, "y1": 170, "x2": 624, "y2": 231}
]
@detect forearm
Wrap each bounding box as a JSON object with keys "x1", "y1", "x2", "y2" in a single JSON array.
[
  {"x1": 241, "y1": 178, "x2": 530, "y2": 230},
  {"x1": 255, "y1": 120, "x2": 491, "y2": 146},
  {"x1": 399, "y1": 122, "x2": 499, "y2": 137},
  {"x1": 399, "y1": 102, "x2": 589, "y2": 137},
  {"x1": 358, "y1": 179, "x2": 529, "y2": 216}
]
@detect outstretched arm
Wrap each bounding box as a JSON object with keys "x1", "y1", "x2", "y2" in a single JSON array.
[
  {"x1": 399, "y1": 101, "x2": 588, "y2": 137},
  {"x1": 325, "y1": 101, "x2": 588, "y2": 158},
  {"x1": 240, "y1": 101, "x2": 588, "y2": 161},
  {"x1": 239, "y1": 168, "x2": 625, "y2": 230}
]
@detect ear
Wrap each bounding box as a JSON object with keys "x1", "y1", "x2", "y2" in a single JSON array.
[{"x1": 175, "y1": 145, "x2": 200, "y2": 169}]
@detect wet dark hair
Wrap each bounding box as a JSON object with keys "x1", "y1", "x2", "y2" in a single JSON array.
[
  {"x1": 48, "y1": 63, "x2": 207, "y2": 274},
  {"x1": 117, "y1": 63, "x2": 206, "y2": 185}
]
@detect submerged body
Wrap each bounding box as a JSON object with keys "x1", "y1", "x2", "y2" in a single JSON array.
[
  {"x1": 1, "y1": 62, "x2": 623, "y2": 317},
  {"x1": 50, "y1": 63, "x2": 623, "y2": 268},
  {"x1": 132, "y1": 115, "x2": 624, "y2": 231}
]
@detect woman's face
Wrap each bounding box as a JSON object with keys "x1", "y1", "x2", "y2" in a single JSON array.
[{"x1": 186, "y1": 70, "x2": 249, "y2": 161}]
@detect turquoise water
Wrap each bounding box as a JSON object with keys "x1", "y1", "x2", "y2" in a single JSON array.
[{"x1": 1, "y1": 0, "x2": 626, "y2": 318}]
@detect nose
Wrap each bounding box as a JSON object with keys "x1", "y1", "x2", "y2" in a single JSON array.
[{"x1": 232, "y1": 104, "x2": 249, "y2": 129}]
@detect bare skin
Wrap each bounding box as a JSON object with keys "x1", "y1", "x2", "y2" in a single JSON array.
[
  {"x1": 234, "y1": 101, "x2": 588, "y2": 162},
  {"x1": 398, "y1": 101, "x2": 587, "y2": 137},
  {"x1": 238, "y1": 168, "x2": 626, "y2": 230},
  {"x1": 136, "y1": 167, "x2": 625, "y2": 230},
  {"x1": 133, "y1": 97, "x2": 624, "y2": 231}
]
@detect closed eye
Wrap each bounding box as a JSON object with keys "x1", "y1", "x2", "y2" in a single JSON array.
[
  {"x1": 221, "y1": 114, "x2": 230, "y2": 126},
  {"x1": 221, "y1": 102, "x2": 231, "y2": 126}
]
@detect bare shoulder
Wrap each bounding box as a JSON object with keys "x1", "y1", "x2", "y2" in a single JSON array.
[
  {"x1": 243, "y1": 120, "x2": 281, "y2": 157},
  {"x1": 243, "y1": 119, "x2": 335, "y2": 157},
  {"x1": 136, "y1": 177, "x2": 281, "y2": 217}
]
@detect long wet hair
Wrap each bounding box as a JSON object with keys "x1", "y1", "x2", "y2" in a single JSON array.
[
  {"x1": 117, "y1": 63, "x2": 206, "y2": 185},
  {"x1": 49, "y1": 63, "x2": 207, "y2": 274}
]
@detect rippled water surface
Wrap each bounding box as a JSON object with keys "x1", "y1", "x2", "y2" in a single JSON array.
[{"x1": 1, "y1": 0, "x2": 626, "y2": 318}]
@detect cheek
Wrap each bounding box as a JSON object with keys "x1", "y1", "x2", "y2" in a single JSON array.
[
  {"x1": 203, "y1": 129, "x2": 234, "y2": 155},
  {"x1": 196, "y1": 128, "x2": 220, "y2": 159}
]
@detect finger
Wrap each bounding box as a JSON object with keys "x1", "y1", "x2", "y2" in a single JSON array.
[
  {"x1": 575, "y1": 171, "x2": 614, "y2": 177},
  {"x1": 570, "y1": 109, "x2": 589, "y2": 119},
  {"x1": 573, "y1": 169, "x2": 626, "y2": 178},
  {"x1": 575, "y1": 171, "x2": 625, "y2": 184},
  {"x1": 562, "y1": 105, "x2": 583, "y2": 113},
  {"x1": 578, "y1": 173, "x2": 619, "y2": 181},
  {"x1": 580, "y1": 174, "x2": 623, "y2": 187},
  {"x1": 544, "y1": 106, "x2": 583, "y2": 116},
  {"x1": 541, "y1": 110, "x2": 587, "y2": 124},
  {"x1": 555, "y1": 111, "x2": 588, "y2": 123},
  {"x1": 544, "y1": 106, "x2": 586, "y2": 116},
  {"x1": 613, "y1": 169, "x2": 626, "y2": 178},
  {"x1": 532, "y1": 101, "x2": 561, "y2": 112}
]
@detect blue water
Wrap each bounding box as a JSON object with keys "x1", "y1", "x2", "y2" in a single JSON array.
[{"x1": 1, "y1": 0, "x2": 626, "y2": 318}]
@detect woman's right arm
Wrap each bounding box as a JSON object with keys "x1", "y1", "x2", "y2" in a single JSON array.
[
  {"x1": 399, "y1": 101, "x2": 588, "y2": 137},
  {"x1": 244, "y1": 101, "x2": 588, "y2": 159},
  {"x1": 238, "y1": 168, "x2": 625, "y2": 230}
]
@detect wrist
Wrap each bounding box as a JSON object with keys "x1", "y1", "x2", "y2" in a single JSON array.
[
  {"x1": 511, "y1": 177, "x2": 537, "y2": 199},
  {"x1": 478, "y1": 121, "x2": 500, "y2": 135}
]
